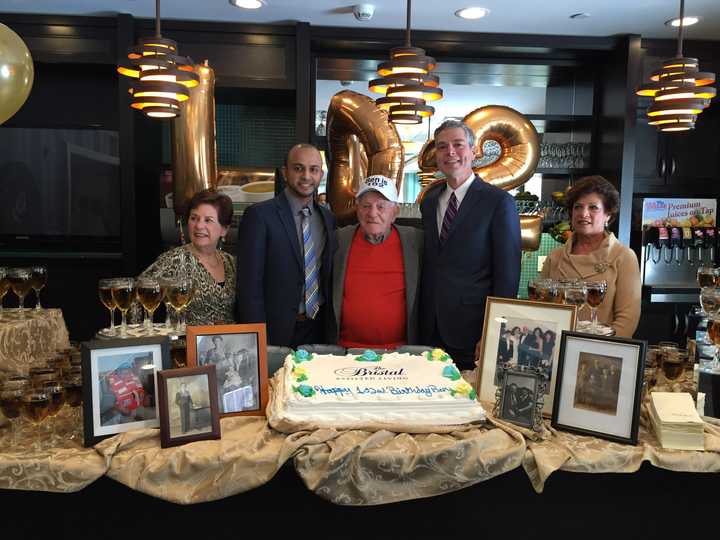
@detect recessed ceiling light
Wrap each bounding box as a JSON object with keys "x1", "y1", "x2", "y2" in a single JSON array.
[
  {"x1": 569, "y1": 13, "x2": 591, "y2": 19},
  {"x1": 229, "y1": 0, "x2": 265, "y2": 9},
  {"x1": 665, "y1": 16, "x2": 699, "y2": 27},
  {"x1": 455, "y1": 7, "x2": 490, "y2": 20}
]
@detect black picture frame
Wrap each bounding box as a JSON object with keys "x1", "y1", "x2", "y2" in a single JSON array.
[
  {"x1": 551, "y1": 331, "x2": 646, "y2": 445},
  {"x1": 157, "y1": 365, "x2": 221, "y2": 448},
  {"x1": 494, "y1": 366, "x2": 546, "y2": 431},
  {"x1": 81, "y1": 336, "x2": 170, "y2": 447}
]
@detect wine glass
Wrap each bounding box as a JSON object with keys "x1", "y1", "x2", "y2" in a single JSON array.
[
  {"x1": 585, "y1": 280, "x2": 607, "y2": 331},
  {"x1": 29, "y1": 266, "x2": 48, "y2": 311},
  {"x1": 137, "y1": 278, "x2": 163, "y2": 335},
  {"x1": 8, "y1": 267, "x2": 32, "y2": 319},
  {"x1": 43, "y1": 380, "x2": 66, "y2": 417},
  {"x1": 707, "y1": 317, "x2": 720, "y2": 371},
  {"x1": 0, "y1": 377, "x2": 30, "y2": 446},
  {"x1": 564, "y1": 280, "x2": 587, "y2": 307},
  {"x1": 527, "y1": 278, "x2": 539, "y2": 300},
  {"x1": 98, "y1": 278, "x2": 118, "y2": 336},
  {"x1": 700, "y1": 287, "x2": 720, "y2": 318},
  {"x1": 697, "y1": 265, "x2": 717, "y2": 314},
  {"x1": 166, "y1": 277, "x2": 195, "y2": 333},
  {"x1": 21, "y1": 387, "x2": 51, "y2": 431},
  {"x1": 0, "y1": 267, "x2": 9, "y2": 321},
  {"x1": 111, "y1": 278, "x2": 137, "y2": 338}
]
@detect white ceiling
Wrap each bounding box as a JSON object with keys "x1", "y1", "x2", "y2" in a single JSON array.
[{"x1": 1, "y1": 0, "x2": 719, "y2": 40}]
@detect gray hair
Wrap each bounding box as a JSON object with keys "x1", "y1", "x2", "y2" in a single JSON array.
[{"x1": 433, "y1": 119, "x2": 475, "y2": 147}]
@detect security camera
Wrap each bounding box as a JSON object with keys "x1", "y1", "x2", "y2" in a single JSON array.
[{"x1": 353, "y1": 4, "x2": 375, "y2": 21}]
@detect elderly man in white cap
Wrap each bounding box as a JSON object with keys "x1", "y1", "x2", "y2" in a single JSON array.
[{"x1": 328, "y1": 175, "x2": 423, "y2": 349}]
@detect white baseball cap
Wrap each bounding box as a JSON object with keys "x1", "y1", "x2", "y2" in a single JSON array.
[{"x1": 355, "y1": 175, "x2": 399, "y2": 203}]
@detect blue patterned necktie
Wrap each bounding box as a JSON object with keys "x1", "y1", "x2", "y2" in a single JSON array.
[
  {"x1": 300, "y1": 207, "x2": 319, "y2": 319},
  {"x1": 440, "y1": 192, "x2": 458, "y2": 244}
]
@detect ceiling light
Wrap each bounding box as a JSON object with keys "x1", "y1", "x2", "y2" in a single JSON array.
[
  {"x1": 369, "y1": 0, "x2": 443, "y2": 125},
  {"x1": 118, "y1": 0, "x2": 198, "y2": 119},
  {"x1": 455, "y1": 7, "x2": 489, "y2": 20},
  {"x1": 229, "y1": 0, "x2": 264, "y2": 8},
  {"x1": 665, "y1": 16, "x2": 699, "y2": 27},
  {"x1": 636, "y1": 0, "x2": 715, "y2": 133}
]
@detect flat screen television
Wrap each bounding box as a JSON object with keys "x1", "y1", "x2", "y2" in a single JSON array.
[{"x1": 0, "y1": 127, "x2": 121, "y2": 251}]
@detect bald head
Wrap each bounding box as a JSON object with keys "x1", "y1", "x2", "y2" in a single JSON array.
[{"x1": 283, "y1": 144, "x2": 324, "y2": 204}]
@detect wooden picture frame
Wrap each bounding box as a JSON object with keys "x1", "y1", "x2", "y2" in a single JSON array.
[
  {"x1": 157, "y1": 365, "x2": 221, "y2": 448},
  {"x1": 476, "y1": 297, "x2": 577, "y2": 415},
  {"x1": 81, "y1": 336, "x2": 170, "y2": 447},
  {"x1": 551, "y1": 331, "x2": 646, "y2": 445},
  {"x1": 185, "y1": 323, "x2": 269, "y2": 417}
]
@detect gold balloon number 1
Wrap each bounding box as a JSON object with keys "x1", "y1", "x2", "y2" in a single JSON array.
[{"x1": 0, "y1": 23, "x2": 35, "y2": 125}]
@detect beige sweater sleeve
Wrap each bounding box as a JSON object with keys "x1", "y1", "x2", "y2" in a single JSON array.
[{"x1": 610, "y1": 246, "x2": 642, "y2": 338}]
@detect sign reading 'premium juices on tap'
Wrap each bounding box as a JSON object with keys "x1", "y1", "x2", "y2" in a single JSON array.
[{"x1": 642, "y1": 198, "x2": 717, "y2": 228}]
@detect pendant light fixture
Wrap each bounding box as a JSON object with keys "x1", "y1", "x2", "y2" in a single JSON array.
[
  {"x1": 369, "y1": 0, "x2": 443, "y2": 125},
  {"x1": 636, "y1": 0, "x2": 715, "y2": 132},
  {"x1": 118, "y1": 0, "x2": 199, "y2": 119}
]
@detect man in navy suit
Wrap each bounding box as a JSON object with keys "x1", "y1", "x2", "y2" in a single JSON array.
[
  {"x1": 420, "y1": 119, "x2": 521, "y2": 370},
  {"x1": 235, "y1": 144, "x2": 336, "y2": 347}
]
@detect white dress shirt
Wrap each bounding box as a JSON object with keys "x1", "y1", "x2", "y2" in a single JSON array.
[{"x1": 435, "y1": 173, "x2": 475, "y2": 238}]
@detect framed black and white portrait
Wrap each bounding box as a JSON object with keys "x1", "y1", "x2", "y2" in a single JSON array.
[{"x1": 186, "y1": 323, "x2": 269, "y2": 417}]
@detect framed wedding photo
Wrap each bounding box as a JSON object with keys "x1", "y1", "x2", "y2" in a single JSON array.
[
  {"x1": 81, "y1": 336, "x2": 170, "y2": 447},
  {"x1": 551, "y1": 332, "x2": 646, "y2": 445},
  {"x1": 186, "y1": 323, "x2": 269, "y2": 417},
  {"x1": 157, "y1": 365, "x2": 221, "y2": 448},
  {"x1": 476, "y1": 297, "x2": 577, "y2": 415}
]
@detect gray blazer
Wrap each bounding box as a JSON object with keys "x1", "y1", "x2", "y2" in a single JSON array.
[{"x1": 329, "y1": 224, "x2": 423, "y2": 345}]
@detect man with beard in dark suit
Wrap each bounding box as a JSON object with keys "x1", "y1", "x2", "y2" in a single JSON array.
[
  {"x1": 236, "y1": 144, "x2": 336, "y2": 347},
  {"x1": 420, "y1": 119, "x2": 521, "y2": 370}
]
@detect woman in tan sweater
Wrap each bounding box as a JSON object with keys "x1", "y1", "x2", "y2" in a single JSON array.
[{"x1": 540, "y1": 176, "x2": 641, "y2": 338}]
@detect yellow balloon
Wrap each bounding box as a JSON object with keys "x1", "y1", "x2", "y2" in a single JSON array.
[{"x1": 0, "y1": 23, "x2": 34, "y2": 125}]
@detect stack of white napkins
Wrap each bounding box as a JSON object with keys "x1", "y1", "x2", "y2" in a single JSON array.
[{"x1": 649, "y1": 392, "x2": 705, "y2": 451}]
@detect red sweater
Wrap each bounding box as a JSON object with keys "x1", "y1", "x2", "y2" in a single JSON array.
[{"x1": 339, "y1": 227, "x2": 407, "y2": 349}]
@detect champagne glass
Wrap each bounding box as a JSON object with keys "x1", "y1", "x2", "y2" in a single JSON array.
[
  {"x1": 137, "y1": 278, "x2": 163, "y2": 335},
  {"x1": 0, "y1": 267, "x2": 9, "y2": 321},
  {"x1": 98, "y1": 279, "x2": 118, "y2": 336},
  {"x1": 21, "y1": 387, "x2": 51, "y2": 428},
  {"x1": 697, "y1": 265, "x2": 717, "y2": 314},
  {"x1": 29, "y1": 266, "x2": 48, "y2": 311},
  {"x1": 166, "y1": 277, "x2": 195, "y2": 333},
  {"x1": 8, "y1": 267, "x2": 32, "y2": 319},
  {"x1": 586, "y1": 280, "x2": 607, "y2": 331},
  {"x1": 111, "y1": 278, "x2": 137, "y2": 338}
]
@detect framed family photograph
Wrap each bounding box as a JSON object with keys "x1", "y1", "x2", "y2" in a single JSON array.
[
  {"x1": 476, "y1": 297, "x2": 577, "y2": 415},
  {"x1": 551, "y1": 332, "x2": 646, "y2": 445},
  {"x1": 81, "y1": 336, "x2": 170, "y2": 447},
  {"x1": 186, "y1": 323, "x2": 269, "y2": 417},
  {"x1": 494, "y1": 366, "x2": 546, "y2": 431},
  {"x1": 157, "y1": 365, "x2": 221, "y2": 448}
]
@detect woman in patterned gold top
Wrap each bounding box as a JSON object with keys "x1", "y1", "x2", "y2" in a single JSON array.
[{"x1": 139, "y1": 189, "x2": 237, "y2": 325}]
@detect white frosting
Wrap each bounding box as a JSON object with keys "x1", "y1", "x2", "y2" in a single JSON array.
[{"x1": 275, "y1": 351, "x2": 486, "y2": 429}]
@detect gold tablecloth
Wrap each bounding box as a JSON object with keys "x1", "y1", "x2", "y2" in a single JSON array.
[
  {"x1": 0, "y1": 309, "x2": 71, "y2": 375},
  {"x1": 0, "y1": 370, "x2": 718, "y2": 504}
]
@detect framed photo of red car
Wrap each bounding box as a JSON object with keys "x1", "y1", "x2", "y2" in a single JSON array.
[
  {"x1": 476, "y1": 297, "x2": 577, "y2": 416},
  {"x1": 157, "y1": 365, "x2": 221, "y2": 448},
  {"x1": 551, "y1": 331, "x2": 646, "y2": 445},
  {"x1": 186, "y1": 323, "x2": 269, "y2": 417},
  {"x1": 81, "y1": 336, "x2": 170, "y2": 447}
]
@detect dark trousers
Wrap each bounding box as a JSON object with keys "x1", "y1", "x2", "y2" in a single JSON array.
[
  {"x1": 428, "y1": 325, "x2": 476, "y2": 371},
  {"x1": 289, "y1": 306, "x2": 325, "y2": 349}
]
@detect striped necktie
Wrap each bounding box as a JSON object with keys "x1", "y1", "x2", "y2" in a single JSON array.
[
  {"x1": 300, "y1": 207, "x2": 320, "y2": 319},
  {"x1": 440, "y1": 192, "x2": 458, "y2": 245}
]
